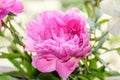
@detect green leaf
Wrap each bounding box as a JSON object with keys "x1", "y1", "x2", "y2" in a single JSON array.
[
  {"x1": 0, "y1": 76, "x2": 18, "y2": 80},
  {"x1": 92, "y1": 32, "x2": 108, "y2": 54},
  {"x1": 1, "y1": 71, "x2": 28, "y2": 80},
  {"x1": 104, "y1": 71, "x2": 120, "y2": 77},
  {"x1": 22, "y1": 52, "x2": 31, "y2": 63},
  {"x1": 77, "y1": 74, "x2": 89, "y2": 80},
  {"x1": 69, "y1": 75, "x2": 79, "y2": 80},
  {"x1": 9, "y1": 22, "x2": 16, "y2": 32},
  {"x1": 8, "y1": 59, "x2": 26, "y2": 75},
  {"x1": 22, "y1": 59, "x2": 38, "y2": 78},
  {"x1": 12, "y1": 32, "x2": 24, "y2": 46},
  {"x1": 97, "y1": 19, "x2": 109, "y2": 25},
  {"x1": 98, "y1": 66, "x2": 105, "y2": 72},
  {"x1": 90, "y1": 69, "x2": 104, "y2": 80},
  {"x1": 0, "y1": 31, "x2": 4, "y2": 36},
  {"x1": 85, "y1": 3, "x2": 94, "y2": 18},
  {"x1": 87, "y1": 74, "x2": 94, "y2": 80},
  {"x1": 0, "y1": 53, "x2": 22, "y2": 59},
  {"x1": 8, "y1": 12, "x2": 16, "y2": 16},
  {"x1": 89, "y1": 57, "x2": 98, "y2": 69},
  {"x1": 116, "y1": 48, "x2": 120, "y2": 55},
  {"x1": 96, "y1": 33, "x2": 108, "y2": 50},
  {"x1": 81, "y1": 58, "x2": 89, "y2": 72},
  {"x1": 37, "y1": 73, "x2": 59, "y2": 80},
  {"x1": 1, "y1": 71, "x2": 22, "y2": 76}
]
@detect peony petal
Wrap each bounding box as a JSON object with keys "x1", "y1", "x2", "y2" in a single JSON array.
[
  {"x1": 77, "y1": 43, "x2": 91, "y2": 57},
  {"x1": 8, "y1": 0, "x2": 23, "y2": 14},
  {"x1": 0, "y1": 9, "x2": 8, "y2": 19},
  {"x1": 1, "y1": 0, "x2": 14, "y2": 8},
  {"x1": 27, "y1": 20, "x2": 43, "y2": 40},
  {"x1": 27, "y1": 12, "x2": 55, "y2": 40},
  {"x1": 65, "y1": 8, "x2": 79, "y2": 18},
  {"x1": 32, "y1": 54, "x2": 56, "y2": 72},
  {"x1": 23, "y1": 35, "x2": 36, "y2": 52},
  {"x1": 56, "y1": 58, "x2": 80, "y2": 78},
  {"x1": 108, "y1": 17, "x2": 120, "y2": 36}
]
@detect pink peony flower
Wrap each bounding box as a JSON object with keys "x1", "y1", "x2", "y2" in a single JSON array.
[
  {"x1": 0, "y1": 0, "x2": 23, "y2": 29},
  {"x1": 23, "y1": 8, "x2": 91, "y2": 78}
]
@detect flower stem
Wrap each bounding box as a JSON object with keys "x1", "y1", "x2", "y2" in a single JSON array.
[
  {"x1": 1, "y1": 20, "x2": 13, "y2": 33},
  {"x1": 81, "y1": 58, "x2": 90, "y2": 73}
]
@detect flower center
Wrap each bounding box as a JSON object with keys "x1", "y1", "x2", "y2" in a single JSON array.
[{"x1": 67, "y1": 19, "x2": 80, "y2": 34}]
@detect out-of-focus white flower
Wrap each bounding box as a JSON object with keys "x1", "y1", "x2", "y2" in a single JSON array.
[{"x1": 100, "y1": 0, "x2": 120, "y2": 36}]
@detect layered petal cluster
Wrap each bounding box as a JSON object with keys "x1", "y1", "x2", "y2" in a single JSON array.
[
  {"x1": 23, "y1": 8, "x2": 91, "y2": 78},
  {"x1": 100, "y1": 0, "x2": 120, "y2": 36},
  {"x1": 0, "y1": 0, "x2": 23, "y2": 29}
]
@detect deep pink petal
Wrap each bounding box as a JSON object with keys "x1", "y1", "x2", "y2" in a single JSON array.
[{"x1": 0, "y1": 9, "x2": 8, "y2": 19}]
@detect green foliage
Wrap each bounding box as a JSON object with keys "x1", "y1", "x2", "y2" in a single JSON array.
[{"x1": 0, "y1": 76, "x2": 18, "y2": 80}]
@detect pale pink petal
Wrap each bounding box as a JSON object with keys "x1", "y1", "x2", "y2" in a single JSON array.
[
  {"x1": 26, "y1": 20, "x2": 42, "y2": 40},
  {"x1": 65, "y1": 8, "x2": 79, "y2": 19},
  {"x1": 8, "y1": 0, "x2": 23, "y2": 14},
  {"x1": 23, "y1": 35, "x2": 36, "y2": 52},
  {"x1": 32, "y1": 54, "x2": 56, "y2": 72},
  {"x1": 56, "y1": 58, "x2": 80, "y2": 78},
  {"x1": 1, "y1": 0, "x2": 14, "y2": 7},
  {"x1": 52, "y1": 12, "x2": 66, "y2": 27}
]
